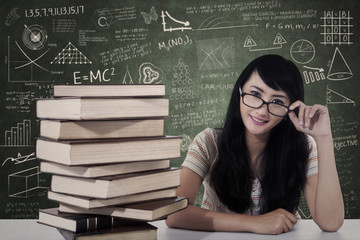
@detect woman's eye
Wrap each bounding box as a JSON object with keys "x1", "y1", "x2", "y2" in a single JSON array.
[
  {"x1": 272, "y1": 99, "x2": 284, "y2": 105},
  {"x1": 250, "y1": 91, "x2": 261, "y2": 97}
]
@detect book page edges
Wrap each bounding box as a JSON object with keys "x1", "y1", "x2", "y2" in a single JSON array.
[{"x1": 36, "y1": 139, "x2": 72, "y2": 165}]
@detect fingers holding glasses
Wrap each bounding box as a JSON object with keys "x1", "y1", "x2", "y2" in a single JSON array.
[
  {"x1": 288, "y1": 101, "x2": 332, "y2": 136},
  {"x1": 288, "y1": 101, "x2": 314, "y2": 129}
]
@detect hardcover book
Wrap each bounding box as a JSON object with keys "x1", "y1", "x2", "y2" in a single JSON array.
[
  {"x1": 57, "y1": 223, "x2": 157, "y2": 240},
  {"x1": 40, "y1": 118, "x2": 164, "y2": 140},
  {"x1": 50, "y1": 168, "x2": 181, "y2": 198},
  {"x1": 59, "y1": 197, "x2": 188, "y2": 221},
  {"x1": 53, "y1": 84, "x2": 165, "y2": 97},
  {"x1": 40, "y1": 159, "x2": 170, "y2": 178},
  {"x1": 38, "y1": 208, "x2": 134, "y2": 233},
  {"x1": 36, "y1": 97, "x2": 169, "y2": 120},
  {"x1": 36, "y1": 136, "x2": 182, "y2": 165},
  {"x1": 47, "y1": 188, "x2": 177, "y2": 209}
]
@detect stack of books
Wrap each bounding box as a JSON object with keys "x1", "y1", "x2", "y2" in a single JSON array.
[{"x1": 36, "y1": 84, "x2": 187, "y2": 240}]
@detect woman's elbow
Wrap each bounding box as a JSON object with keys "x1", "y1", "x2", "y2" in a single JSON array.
[
  {"x1": 316, "y1": 216, "x2": 344, "y2": 232},
  {"x1": 165, "y1": 213, "x2": 179, "y2": 228}
]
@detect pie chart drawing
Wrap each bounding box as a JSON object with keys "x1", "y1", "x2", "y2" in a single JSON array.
[{"x1": 290, "y1": 39, "x2": 315, "y2": 64}]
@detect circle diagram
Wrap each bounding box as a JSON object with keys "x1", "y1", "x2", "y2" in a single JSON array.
[
  {"x1": 22, "y1": 24, "x2": 48, "y2": 50},
  {"x1": 290, "y1": 39, "x2": 315, "y2": 64}
]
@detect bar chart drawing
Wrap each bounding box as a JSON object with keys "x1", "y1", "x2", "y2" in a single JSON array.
[{"x1": 4, "y1": 119, "x2": 32, "y2": 146}]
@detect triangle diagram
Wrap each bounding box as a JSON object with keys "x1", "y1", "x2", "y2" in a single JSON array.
[
  {"x1": 327, "y1": 47, "x2": 352, "y2": 80},
  {"x1": 327, "y1": 86, "x2": 355, "y2": 105},
  {"x1": 273, "y1": 33, "x2": 287, "y2": 45},
  {"x1": 243, "y1": 35, "x2": 257, "y2": 47},
  {"x1": 51, "y1": 42, "x2": 92, "y2": 64}
]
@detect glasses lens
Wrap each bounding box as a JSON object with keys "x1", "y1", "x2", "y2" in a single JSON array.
[
  {"x1": 268, "y1": 103, "x2": 288, "y2": 116},
  {"x1": 243, "y1": 95, "x2": 263, "y2": 108}
]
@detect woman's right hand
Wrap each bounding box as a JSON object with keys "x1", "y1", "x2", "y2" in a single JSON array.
[{"x1": 250, "y1": 208, "x2": 298, "y2": 235}]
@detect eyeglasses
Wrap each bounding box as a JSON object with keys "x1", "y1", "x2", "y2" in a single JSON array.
[{"x1": 239, "y1": 87, "x2": 290, "y2": 117}]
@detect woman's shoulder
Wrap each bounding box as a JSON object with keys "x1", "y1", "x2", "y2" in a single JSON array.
[
  {"x1": 305, "y1": 134, "x2": 317, "y2": 149},
  {"x1": 194, "y1": 128, "x2": 222, "y2": 144}
]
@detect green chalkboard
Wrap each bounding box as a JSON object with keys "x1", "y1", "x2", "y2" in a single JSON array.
[{"x1": 1, "y1": 0, "x2": 359, "y2": 219}]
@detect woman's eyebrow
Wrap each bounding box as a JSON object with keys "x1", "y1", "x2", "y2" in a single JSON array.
[
  {"x1": 249, "y1": 85, "x2": 288, "y2": 99},
  {"x1": 249, "y1": 86, "x2": 264, "y2": 92}
]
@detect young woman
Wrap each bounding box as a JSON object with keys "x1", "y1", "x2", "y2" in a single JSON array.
[{"x1": 166, "y1": 55, "x2": 344, "y2": 234}]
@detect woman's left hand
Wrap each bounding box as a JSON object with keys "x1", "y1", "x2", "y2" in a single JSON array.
[{"x1": 288, "y1": 101, "x2": 332, "y2": 138}]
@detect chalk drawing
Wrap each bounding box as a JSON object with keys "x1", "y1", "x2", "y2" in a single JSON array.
[
  {"x1": 327, "y1": 86, "x2": 355, "y2": 106},
  {"x1": 2, "y1": 152, "x2": 36, "y2": 167},
  {"x1": 3, "y1": 119, "x2": 32, "y2": 147},
  {"x1": 290, "y1": 39, "x2": 315, "y2": 64},
  {"x1": 8, "y1": 167, "x2": 48, "y2": 198},
  {"x1": 22, "y1": 24, "x2": 48, "y2": 50},
  {"x1": 196, "y1": 14, "x2": 257, "y2": 31},
  {"x1": 197, "y1": 37, "x2": 235, "y2": 70},
  {"x1": 51, "y1": 42, "x2": 92, "y2": 64},
  {"x1": 161, "y1": 10, "x2": 192, "y2": 32},
  {"x1": 122, "y1": 65, "x2": 134, "y2": 84},
  {"x1": 138, "y1": 62, "x2": 163, "y2": 84},
  {"x1": 5, "y1": 7, "x2": 21, "y2": 26},
  {"x1": 244, "y1": 33, "x2": 286, "y2": 52},
  {"x1": 321, "y1": 10, "x2": 353, "y2": 45},
  {"x1": 180, "y1": 134, "x2": 192, "y2": 153},
  {"x1": 327, "y1": 47, "x2": 352, "y2": 81},
  {"x1": 141, "y1": 6, "x2": 158, "y2": 24}
]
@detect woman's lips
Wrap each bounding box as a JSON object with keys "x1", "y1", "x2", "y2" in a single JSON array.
[{"x1": 250, "y1": 115, "x2": 268, "y2": 126}]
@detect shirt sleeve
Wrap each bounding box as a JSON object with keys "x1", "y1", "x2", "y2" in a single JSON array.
[
  {"x1": 181, "y1": 128, "x2": 218, "y2": 179},
  {"x1": 306, "y1": 135, "x2": 319, "y2": 178}
]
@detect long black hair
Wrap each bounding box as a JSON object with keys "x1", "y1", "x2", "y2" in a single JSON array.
[{"x1": 210, "y1": 54, "x2": 310, "y2": 214}]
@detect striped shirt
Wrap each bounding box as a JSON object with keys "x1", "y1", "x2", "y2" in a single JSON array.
[{"x1": 182, "y1": 128, "x2": 318, "y2": 215}]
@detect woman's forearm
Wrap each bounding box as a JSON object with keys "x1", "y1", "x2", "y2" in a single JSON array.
[
  {"x1": 166, "y1": 204, "x2": 253, "y2": 232},
  {"x1": 166, "y1": 204, "x2": 298, "y2": 234},
  {"x1": 312, "y1": 135, "x2": 344, "y2": 231}
]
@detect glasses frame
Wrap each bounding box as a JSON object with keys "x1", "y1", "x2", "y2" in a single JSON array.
[{"x1": 239, "y1": 87, "x2": 290, "y2": 117}]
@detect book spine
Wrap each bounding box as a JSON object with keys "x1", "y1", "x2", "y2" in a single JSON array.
[{"x1": 75, "y1": 216, "x2": 120, "y2": 233}]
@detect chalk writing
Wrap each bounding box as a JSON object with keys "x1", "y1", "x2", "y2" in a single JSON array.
[
  {"x1": 158, "y1": 35, "x2": 192, "y2": 52},
  {"x1": 52, "y1": 19, "x2": 77, "y2": 33},
  {"x1": 4, "y1": 202, "x2": 40, "y2": 219},
  {"x1": 100, "y1": 42, "x2": 152, "y2": 66},
  {"x1": 24, "y1": 6, "x2": 84, "y2": 18},
  {"x1": 73, "y1": 67, "x2": 115, "y2": 84}
]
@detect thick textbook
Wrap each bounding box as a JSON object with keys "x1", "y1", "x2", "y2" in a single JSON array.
[
  {"x1": 36, "y1": 97, "x2": 169, "y2": 120},
  {"x1": 47, "y1": 188, "x2": 177, "y2": 209},
  {"x1": 38, "y1": 208, "x2": 131, "y2": 233},
  {"x1": 53, "y1": 84, "x2": 165, "y2": 97},
  {"x1": 59, "y1": 197, "x2": 188, "y2": 221},
  {"x1": 57, "y1": 223, "x2": 157, "y2": 240},
  {"x1": 50, "y1": 168, "x2": 181, "y2": 198},
  {"x1": 36, "y1": 136, "x2": 182, "y2": 165},
  {"x1": 40, "y1": 159, "x2": 170, "y2": 178},
  {"x1": 40, "y1": 118, "x2": 164, "y2": 140}
]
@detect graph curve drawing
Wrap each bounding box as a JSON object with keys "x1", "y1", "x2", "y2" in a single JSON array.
[{"x1": 51, "y1": 42, "x2": 92, "y2": 64}]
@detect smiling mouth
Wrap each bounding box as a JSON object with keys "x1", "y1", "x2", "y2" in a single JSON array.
[{"x1": 250, "y1": 115, "x2": 268, "y2": 125}]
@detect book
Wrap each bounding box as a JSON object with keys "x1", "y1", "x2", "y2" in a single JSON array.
[
  {"x1": 50, "y1": 168, "x2": 181, "y2": 198},
  {"x1": 38, "y1": 208, "x2": 135, "y2": 233},
  {"x1": 40, "y1": 159, "x2": 170, "y2": 178},
  {"x1": 47, "y1": 188, "x2": 177, "y2": 209},
  {"x1": 36, "y1": 97, "x2": 169, "y2": 120},
  {"x1": 36, "y1": 136, "x2": 182, "y2": 165},
  {"x1": 53, "y1": 84, "x2": 165, "y2": 97},
  {"x1": 40, "y1": 118, "x2": 164, "y2": 140},
  {"x1": 59, "y1": 197, "x2": 188, "y2": 221},
  {"x1": 57, "y1": 223, "x2": 157, "y2": 240}
]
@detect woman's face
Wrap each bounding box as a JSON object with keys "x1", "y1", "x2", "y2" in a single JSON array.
[{"x1": 240, "y1": 70, "x2": 290, "y2": 139}]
